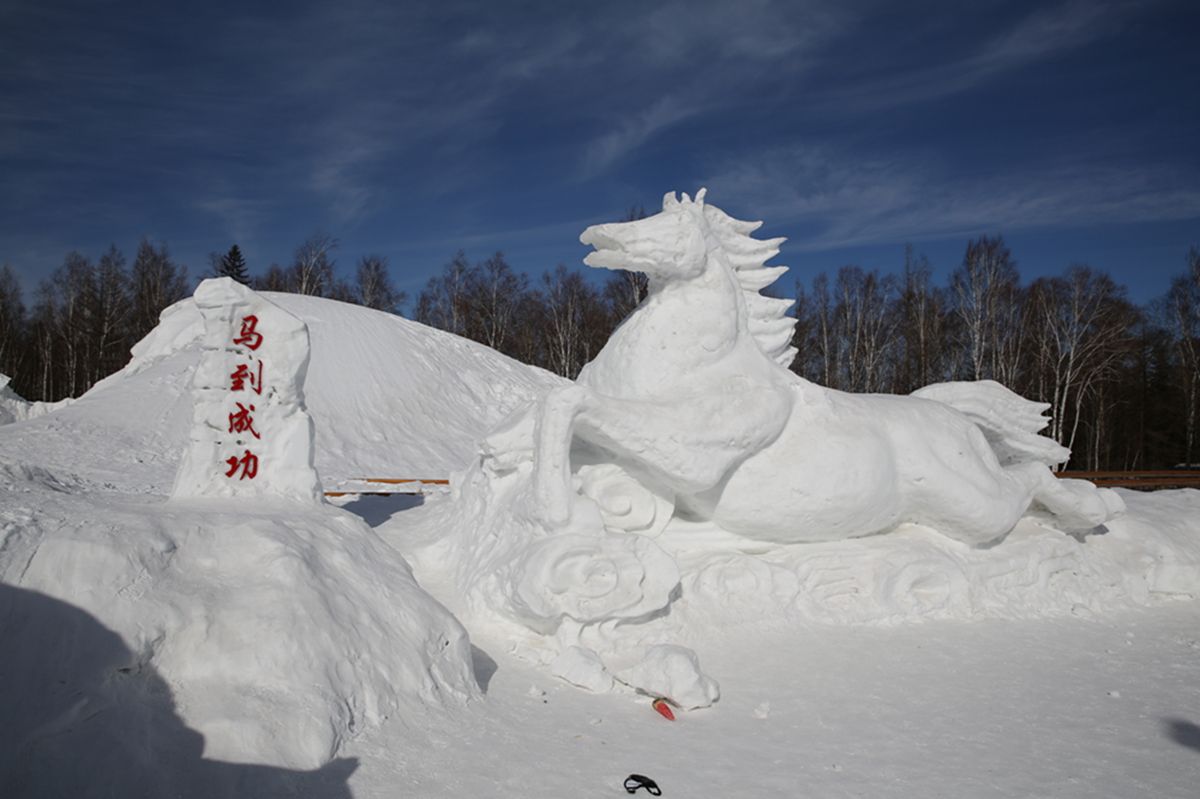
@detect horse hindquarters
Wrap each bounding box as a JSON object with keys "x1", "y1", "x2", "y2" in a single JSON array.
[
  {"x1": 885, "y1": 398, "x2": 1039, "y2": 546},
  {"x1": 709, "y1": 391, "x2": 1054, "y2": 546},
  {"x1": 909, "y1": 382, "x2": 1124, "y2": 535}
]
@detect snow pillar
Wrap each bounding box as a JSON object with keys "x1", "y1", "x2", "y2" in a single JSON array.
[{"x1": 171, "y1": 278, "x2": 323, "y2": 503}]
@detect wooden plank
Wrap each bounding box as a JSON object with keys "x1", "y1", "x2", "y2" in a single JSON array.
[
  {"x1": 1089, "y1": 479, "x2": 1200, "y2": 484},
  {"x1": 1057, "y1": 470, "x2": 1200, "y2": 490},
  {"x1": 1056, "y1": 470, "x2": 1200, "y2": 479},
  {"x1": 355, "y1": 477, "x2": 450, "y2": 485},
  {"x1": 1084, "y1": 478, "x2": 1200, "y2": 489}
]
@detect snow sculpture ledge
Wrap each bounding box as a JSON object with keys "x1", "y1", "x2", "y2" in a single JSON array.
[
  {"x1": 428, "y1": 190, "x2": 1125, "y2": 710},
  {"x1": 172, "y1": 277, "x2": 323, "y2": 502}
]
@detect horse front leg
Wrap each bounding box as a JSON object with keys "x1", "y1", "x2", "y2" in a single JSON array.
[{"x1": 532, "y1": 384, "x2": 588, "y2": 526}]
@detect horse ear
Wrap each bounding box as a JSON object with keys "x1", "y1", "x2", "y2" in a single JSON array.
[
  {"x1": 680, "y1": 192, "x2": 692, "y2": 204},
  {"x1": 695, "y1": 187, "x2": 707, "y2": 207},
  {"x1": 662, "y1": 191, "x2": 678, "y2": 210}
]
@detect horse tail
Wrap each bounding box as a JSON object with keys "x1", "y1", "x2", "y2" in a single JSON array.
[{"x1": 910, "y1": 380, "x2": 1069, "y2": 468}]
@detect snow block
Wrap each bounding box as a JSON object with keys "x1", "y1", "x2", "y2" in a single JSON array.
[
  {"x1": 172, "y1": 278, "x2": 323, "y2": 503},
  {"x1": 617, "y1": 645, "x2": 720, "y2": 710}
]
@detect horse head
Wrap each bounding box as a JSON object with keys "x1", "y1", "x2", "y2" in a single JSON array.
[
  {"x1": 580, "y1": 190, "x2": 713, "y2": 282},
  {"x1": 581, "y1": 189, "x2": 798, "y2": 366}
]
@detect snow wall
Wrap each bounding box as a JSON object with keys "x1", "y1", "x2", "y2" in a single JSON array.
[{"x1": 0, "y1": 291, "x2": 566, "y2": 776}]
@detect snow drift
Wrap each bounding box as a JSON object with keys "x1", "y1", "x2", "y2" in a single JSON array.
[
  {"x1": 0, "y1": 292, "x2": 562, "y2": 779},
  {"x1": 0, "y1": 373, "x2": 68, "y2": 425},
  {"x1": 0, "y1": 292, "x2": 561, "y2": 493},
  {"x1": 0, "y1": 463, "x2": 478, "y2": 773}
]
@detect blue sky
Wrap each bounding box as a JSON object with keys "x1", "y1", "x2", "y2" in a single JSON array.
[{"x1": 2, "y1": 0, "x2": 1197, "y2": 304}]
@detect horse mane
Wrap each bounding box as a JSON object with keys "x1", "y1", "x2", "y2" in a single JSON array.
[{"x1": 700, "y1": 198, "x2": 797, "y2": 367}]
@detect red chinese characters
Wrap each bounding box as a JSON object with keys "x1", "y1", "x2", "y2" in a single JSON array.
[
  {"x1": 233, "y1": 314, "x2": 263, "y2": 350},
  {"x1": 228, "y1": 402, "x2": 261, "y2": 439},
  {"x1": 230, "y1": 361, "x2": 263, "y2": 395},
  {"x1": 225, "y1": 313, "x2": 266, "y2": 481},
  {"x1": 225, "y1": 449, "x2": 259, "y2": 480}
]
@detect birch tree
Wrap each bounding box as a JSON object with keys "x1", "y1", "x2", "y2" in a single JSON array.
[
  {"x1": 832, "y1": 266, "x2": 898, "y2": 393},
  {"x1": 950, "y1": 236, "x2": 1023, "y2": 383},
  {"x1": 416, "y1": 251, "x2": 472, "y2": 337},
  {"x1": 465, "y1": 252, "x2": 526, "y2": 353},
  {"x1": 130, "y1": 239, "x2": 189, "y2": 342},
  {"x1": 1027, "y1": 265, "x2": 1134, "y2": 460},
  {"x1": 896, "y1": 246, "x2": 948, "y2": 392},
  {"x1": 1167, "y1": 247, "x2": 1200, "y2": 464},
  {"x1": 290, "y1": 234, "x2": 337, "y2": 297},
  {"x1": 355, "y1": 254, "x2": 404, "y2": 314},
  {"x1": 92, "y1": 245, "x2": 130, "y2": 383},
  {"x1": 809, "y1": 272, "x2": 836, "y2": 387},
  {"x1": 0, "y1": 264, "x2": 25, "y2": 382},
  {"x1": 540, "y1": 264, "x2": 605, "y2": 378}
]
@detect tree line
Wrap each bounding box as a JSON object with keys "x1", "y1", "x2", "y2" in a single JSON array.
[
  {"x1": 410, "y1": 234, "x2": 1198, "y2": 470},
  {"x1": 1, "y1": 221, "x2": 1196, "y2": 471},
  {"x1": 0, "y1": 240, "x2": 190, "y2": 401},
  {"x1": 787, "y1": 239, "x2": 1200, "y2": 470},
  {"x1": 413, "y1": 250, "x2": 647, "y2": 380},
  {"x1": 0, "y1": 233, "x2": 406, "y2": 404}
]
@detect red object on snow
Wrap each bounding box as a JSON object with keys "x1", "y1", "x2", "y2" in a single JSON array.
[{"x1": 652, "y1": 698, "x2": 675, "y2": 721}]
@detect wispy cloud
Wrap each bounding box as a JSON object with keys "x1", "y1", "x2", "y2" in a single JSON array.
[
  {"x1": 194, "y1": 191, "x2": 271, "y2": 248},
  {"x1": 815, "y1": 0, "x2": 1141, "y2": 113},
  {"x1": 2, "y1": 0, "x2": 1194, "y2": 295},
  {"x1": 582, "y1": 96, "x2": 701, "y2": 176},
  {"x1": 2, "y1": 0, "x2": 852, "y2": 226},
  {"x1": 570, "y1": 0, "x2": 850, "y2": 175},
  {"x1": 704, "y1": 143, "x2": 1200, "y2": 250}
]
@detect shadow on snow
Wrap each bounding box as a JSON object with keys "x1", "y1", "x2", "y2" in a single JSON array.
[
  {"x1": 1164, "y1": 717, "x2": 1200, "y2": 754},
  {"x1": 0, "y1": 582, "x2": 357, "y2": 798},
  {"x1": 336, "y1": 493, "x2": 425, "y2": 528}
]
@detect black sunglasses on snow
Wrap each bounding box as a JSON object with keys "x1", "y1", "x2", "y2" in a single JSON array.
[{"x1": 624, "y1": 774, "x2": 662, "y2": 795}]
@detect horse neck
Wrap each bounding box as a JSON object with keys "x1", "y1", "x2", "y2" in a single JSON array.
[
  {"x1": 579, "y1": 259, "x2": 751, "y2": 394},
  {"x1": 646, "y1": 257, "x2": 744, "y2": 318}
]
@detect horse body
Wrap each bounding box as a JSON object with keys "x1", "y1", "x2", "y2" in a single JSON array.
[
  {"x1": 531, "y1": 189, "x2": 1121, "y2": 546},
  {"x1": 704, "y1": 385, "x2": 1040, "y2": 544}
]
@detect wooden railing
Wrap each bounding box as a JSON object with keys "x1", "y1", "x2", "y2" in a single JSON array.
[
  {"x1": 1055, "y1": 470, "x2": 1200, "y2": 490},
  {"x1": 324, "y1": 478, "x2": 449, "y2": 498}
]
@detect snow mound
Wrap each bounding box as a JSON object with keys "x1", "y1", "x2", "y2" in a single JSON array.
[
  {"x1": 0, "y1": 475, "x2": 478, "y2": 771},
  {"x1": 0, "y1": 294, "x2": 561, "y2": 492},
  {"x1": 0, "y1": 373, "x2": 68, "y2": 425},
  {"x1": 0, "y1": 581, "x2": 362, "y2": 797},
  {"x1": 0, "y1": 291, "x2": 520, "y2": 781}
]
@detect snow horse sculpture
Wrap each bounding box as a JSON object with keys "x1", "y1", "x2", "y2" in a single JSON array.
[
  {"x1": 523, "y1": 189, "x2": 1123, "y2": 547},
  {"x1": 447, "y1": 189, "x2": 1124, "y2": 709}
]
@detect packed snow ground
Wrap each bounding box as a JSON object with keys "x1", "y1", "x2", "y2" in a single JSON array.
[
  {"x1": 2, "y1": 295, "x2": 1198, "y2": 797},
  {"x1": 339, "y1": 591, "x2": 1200, "y2": 799}
]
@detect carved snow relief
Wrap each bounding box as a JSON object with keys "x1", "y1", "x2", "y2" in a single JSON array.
[{"x1": 423, "y1": 191, "x2": 1133, "y2": 709}]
